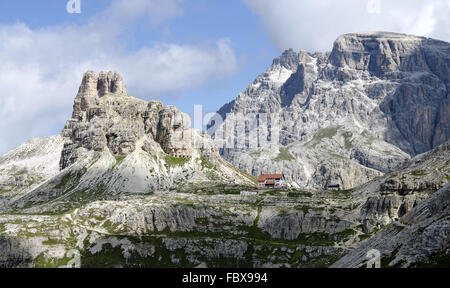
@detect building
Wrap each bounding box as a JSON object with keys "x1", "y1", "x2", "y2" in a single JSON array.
[{"x1": 257, "y1": 174, "x2": 286, "y2": 189}]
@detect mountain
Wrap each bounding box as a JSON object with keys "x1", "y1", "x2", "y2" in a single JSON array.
[
  {"x1": 329, "y1": 142, "x2": 449, "y2": 267},
  {"x1": 0, "y1": 135, "x2": 64, "y2": 208},
  {"x1": 358, "y1": 142, "x2": 450, "y2": 233},
  {"x1": 332, "y1": 183, "x2": 450, "y2": 268},
  {"x1": 0, "y1": 71, "x2": 256, "y2": 214},
  {"x1": 0, "y1": 32, "x2": 448, "y2": 268},
  {"x1": 0, "y1": 136, "x2": 447, "y2": 268},
  {"x1": 212, "y1": 32, "x2": 449, "y2": 190}
]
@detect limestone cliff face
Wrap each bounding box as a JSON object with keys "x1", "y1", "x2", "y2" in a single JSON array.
[
  {"x1": 358, "y1": 142, "x2": 450, "y2": 233},
  {"x1": 156, "y1": 106, "x2": 194, "y2": 158},
  {"x1": 212, "y1": 32, "x2": 450, "y2": 189},
  {"x1": 332, "y1": 183, "x2": 450, "y2": 268},
  {"x1": 0, "y1": 70, "x2": 254, "y2": 207},
  {"x1": 329, "y1": 32, "x2": 432, "y2": 76},
  {"x1": 61, "y1": 71, "x2": 205, "y2": 170},
  {"x1": 97, "y1": 71, "x2": 127, "y2": 97}
]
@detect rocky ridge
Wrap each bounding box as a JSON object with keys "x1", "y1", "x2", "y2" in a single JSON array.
[
  {"x1": 212, "y1": 32, "x2": 449, "y2": 190},
  {"x1": 358, "y1": 142, "x2": 450, "y2": 233},
  {"x1": 62, "y1": 71, "x2": 208, "y2": 169},
  {"x1": 0, "y1": 32, "x2": 448, "y2": 268},
  {"x1": 0, "y1": 71, "x2": 256, "y2": 213},
  {"x1": 0, "y1": 140, "x2": 446, "y2": 268},
  {"x1": 0, "y1": 135, "x2": 64, "y2": 208},
  {"x1": 332, "y1": 183, "x2": 450, "y2": 268}
]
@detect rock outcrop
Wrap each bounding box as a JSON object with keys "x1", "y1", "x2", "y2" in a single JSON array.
[
  {"x1": 0, "y1": 135, "x2": 64, "y2": 210},
  {"x1": 1, "y1": 71, "x2": 256, "y2": 212},
  {"x1": 212, "y1": 32, "x2": 449, "y2": 190},
  {"x1": 61, "y1": 71, "x2": 200, "y2": 170},
  {"x1": 358, "y1": 142, "x2": 450, "y2": 233},
  {"x1": 0, "y1": 61, "x2": 448, "y2": 268},
  {"x1": 332, "y1": 183, "x2": 450, "y2": 268},
  {"x1": 1, "y1": 138, "x2": 446, "y2": 268}
]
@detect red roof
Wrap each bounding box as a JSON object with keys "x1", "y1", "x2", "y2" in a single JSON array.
[{"x1": 257, "y1": 174, "x2": 284, "y2": 182}]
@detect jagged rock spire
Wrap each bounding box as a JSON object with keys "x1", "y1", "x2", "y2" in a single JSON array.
[
  {"x1": 77, "y1": 70, "x2": 127, "y2": 99},
  {"x1": 61, "y1": 71, "x2": 202, "y2": 170},
  {"x1": 72, "y1": 71, "x2": 127, "y2": 119},
  {"x1": 77, "y1": 70, "x2": 99, "y2": 98},
  {"x1": 98, "y1": 71, "x2": 127, "y2": 97}
]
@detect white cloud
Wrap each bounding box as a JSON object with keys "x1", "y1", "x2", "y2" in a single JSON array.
[
  {"x1": 244, "y1": 0, "x2": 450, "y2": 52},
  {"x1": 0, "y1": 0, "x2": 238, "y2": 154},
  {"x1": 118, "y1": 38, "x2": 237, "y2": 97}
]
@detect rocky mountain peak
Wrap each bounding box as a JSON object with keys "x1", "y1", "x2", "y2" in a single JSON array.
[
  {"x1": 77, "y1": 70, "x2": 127, "y2": 98},
  {"x1": 212, "y1": 32, "x2": 449, "y2": 190},
  {"x1": 62, "y1": 71, "x2": 198, "y2": 169},
  {"x1": 98, "y1": 71, "x2": 127, "y2": 97},
  {"x1": 272, "y1": 48, "x2": 300, "y2": 70},
  {"x1": 59, "y1": 71, "x2": 256, "y2": 190},
  {"x1": 77, "y1": 70, "x2": 99, "y2": 98},
  {"x1": 328, "y1": 31, "x2": 446, "y2": 77},
  {"x1": 0, "y1": 34, "x2": 448, "y2": 269},
  {"x1": 73, "y1": 71, "x2": 127, "y2": 119}
]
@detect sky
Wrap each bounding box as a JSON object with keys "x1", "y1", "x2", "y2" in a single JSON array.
[{"x1": 0, "y1": 0, "x2": 449, "y2": 154}]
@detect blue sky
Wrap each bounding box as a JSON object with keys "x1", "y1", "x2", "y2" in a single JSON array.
[
  {"x1": 0, "y1": 0, "x2": 448, "y2": 154},
  {"x1": 0, "y1": 0, "x2": 278, "y2": 112}
]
